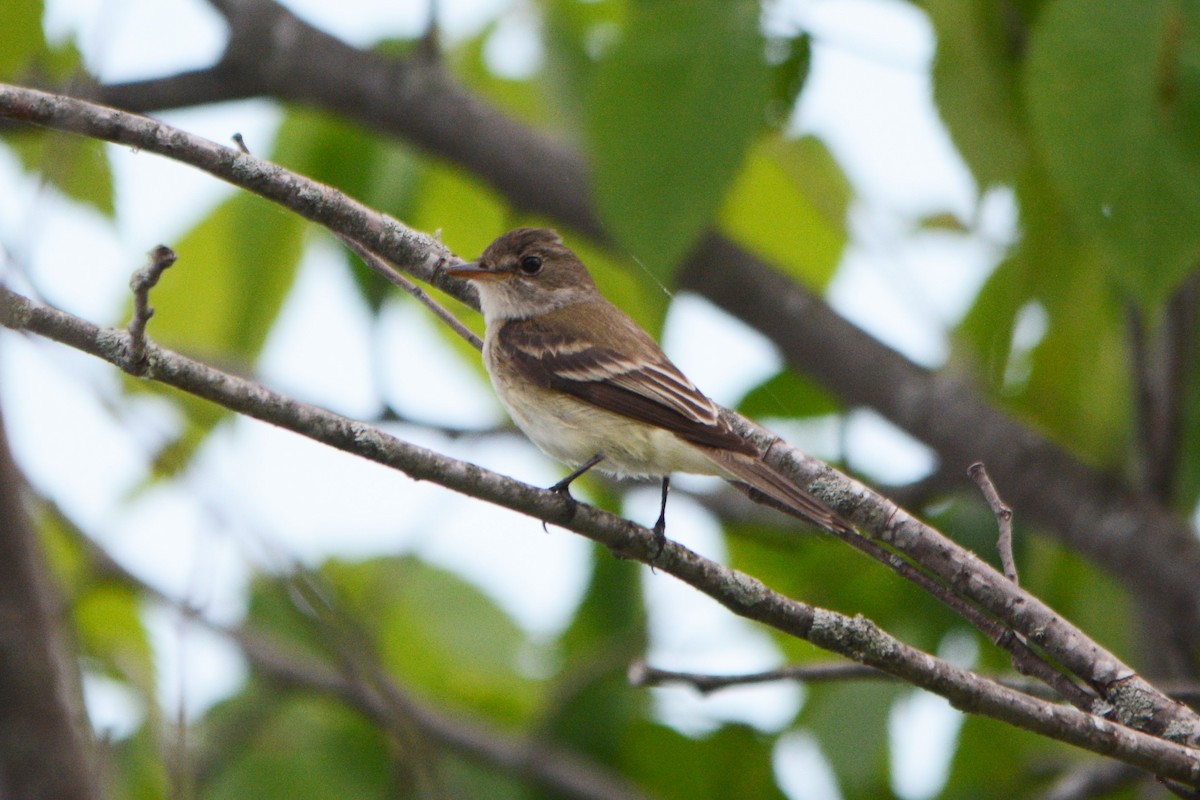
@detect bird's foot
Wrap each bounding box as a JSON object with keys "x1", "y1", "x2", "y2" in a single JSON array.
[
  {"x1": 650, "y1": 513, "x2": 668, "y2": 563},
  {"x1": 543, "y1": 480, "x2": 579, "y2": 533}
]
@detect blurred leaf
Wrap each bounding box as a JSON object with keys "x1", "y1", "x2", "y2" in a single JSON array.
[
  {"x1": 121, "y1": 192, "x2": 306, "y2": 479},
  {"x1": 920, "y1": 211, "x2": 971, "y2": 233},
  {"x1": 587, "y1": 0, "x2": 771, "y2": 280},
  {"x1": 410, "y1": 162, "x2": 508, "y2": 269},
  {"x1": 541, "y1": 0, "x2": 628, "y2": 128},
  {"x1": 624, "y1": 722, "x2": 789, "y2": 800},
  {"x1": 433, "y1": 756, "x2": 529, "y2": 800},
  {"x1": 737, "y1": 369, "x2": 840, "y2": 420},
  {"x1": 801, "y1": 682, "x2": 898, "y2": 796},
  {"x1": 204, "y1": 695, "x2": 395, "y2": 800},
  {"x1": 269, "y1": 106, "x2": 428, "y2": 311},
  {"x1": 246, "y1": 557, "x2": 543, "y2": 726},
  {"x1": 141, "y1": 392, "x2": 227, "y2": 482},
  {"x1": 36, "y1": 502, "x2": 155, "y2": 693},
  {"x1": 563, "y1": 230, "x2": 671, "y2": 335},
  {"x1": 152, "y1": 193, "x2": 307, "y2": 359},
  {"x1": 926, "y1": 0, "x2": 1028, "y2": 186},
  {"x1": 10, "y1": 132, "x2": 115, "y2": 216},
  {"x1": 545, "y1": 546, "x2": 646, "y2": 763},
  {"x1": 0, "y1": 0, "x2": 45, "y2": 78},
  {"x1": 727, "y1": 529, "x2": 960, "y2": 663},
  {"x1": 718, "y1": 136, "x2": 849, "y2": 289},
  {"x1": 1018, "y1": 536, "x2": 1133, "y2": 663},
  {"x1": 940, "y1": 715, "x2": 1066, "y2": 799},
  {"x1": 766, "y1": 34, "x2": 810, "y2": 126},
  {"x1": 955, "y1": 167, "x2": 1130, "y2": 466},
  {"x1": 111, "y1": 725, "x2": 170, "y2": 800},
  {"x1": 452, "y1": 20, "x2": 549, "y2": 127},
  {"x1": 1173, "y1": 326, "x2": 1200, "y2": 509},
  {"x1": 75, "y1": 583, "x2": 155, "y2": 692},
  {"x1": 1025, "y1": 0, "x2": 1200, "y2": 309}
]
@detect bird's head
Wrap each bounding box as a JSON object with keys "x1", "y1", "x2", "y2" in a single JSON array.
[{"x1": 445, "y1": 228, "x2": 598, "y2": 321}]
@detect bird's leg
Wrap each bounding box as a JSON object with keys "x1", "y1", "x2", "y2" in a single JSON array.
[
  {"x1": 651, "y1": 476, "x2": 670, "y2": 559},
  {"x1": 543, "y1": 454, "x2": 605, "y2": 530}
]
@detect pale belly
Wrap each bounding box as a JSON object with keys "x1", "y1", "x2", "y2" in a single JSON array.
[{"x1": 487, "y1": 360, "x2": 722, "y2": 480}]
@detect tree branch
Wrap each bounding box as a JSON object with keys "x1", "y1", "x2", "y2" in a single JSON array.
[
  {"x1": 1, "y1": 82, "x2": 1196, "y2": 746},
  {"x1": 65, "y1": 523, "x2": 657, "y2": 800},
  {"x1": 78, "y1": 0, "x2": 1200, "y2": 659},
  {"x1": 0, "y1": 408, "x2": 100, "y2": 800},
  {"x1": 18, "y1": 0, "x2": 1200, "y2": 655},
  {"x1": 3, "y1": 284, "x2": 1200, "y2": 784}
]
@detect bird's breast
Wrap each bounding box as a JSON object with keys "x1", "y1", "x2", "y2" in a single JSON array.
[{"x1": 483, "y1": 335, "x2": 720, "y2": 479}]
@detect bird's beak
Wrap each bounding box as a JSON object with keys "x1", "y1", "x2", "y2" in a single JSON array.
[{"x1": 444, "y1": 260, "x2": 506, "y2": 281}]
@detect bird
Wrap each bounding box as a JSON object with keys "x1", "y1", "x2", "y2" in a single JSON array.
[{"x1": 444, "y1": 227, "x2": 853, "y2": 551}]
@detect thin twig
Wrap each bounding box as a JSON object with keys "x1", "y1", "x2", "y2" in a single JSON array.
[
  {"x1": 228, "y1": 132, "x2": 481, "y2": 351},
  {"x1": 6, "y1": 285, "x2": 1200, "y2": 782},
  {"x1": 630, "y1": 660, "x2": 1108, "y2": 703},
  {"x1": 969, "y1": 461, "x2": 1018, "y2": 584},
  {"x1": 629, "y1": 660, "x2": 884, "y2": 694},
  {"x1": 338, "y1": 234, "x2": 481, "y2": 351},
  {"x1": 125, "y1": 245, "x2": 177, "y2": 374}
]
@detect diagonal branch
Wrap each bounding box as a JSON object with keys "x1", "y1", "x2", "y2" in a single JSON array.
[
  {"x1": 3, "y1": 284, "x2": 1200, "y2": 784},
  {"x1": 17, "y1": 0, "x2": 1200, "y2": 656},
  {"x1": 0, "y1": 83, "x2": 1196, "y2": 744}
]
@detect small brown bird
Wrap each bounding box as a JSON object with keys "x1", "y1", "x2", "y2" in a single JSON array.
[{"x1": 446, "y1": 228, "x2": 852, "y2": 547}]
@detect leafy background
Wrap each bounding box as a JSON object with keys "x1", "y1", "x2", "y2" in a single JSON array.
[{"x1": 3, "y1": 0, "x2": 1199, "y2": 798}]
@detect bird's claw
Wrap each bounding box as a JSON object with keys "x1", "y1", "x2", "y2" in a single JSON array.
[
  {"x1": 542, "y1": 481, "x2": 579, "y2": 533},
  {"x1": 650, "y1": 516, "x2": 668, "y2": 563}
]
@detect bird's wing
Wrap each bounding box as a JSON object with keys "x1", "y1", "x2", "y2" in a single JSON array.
[{"x1": 498, "y1": 312, "x2": 756, "y2": 454}]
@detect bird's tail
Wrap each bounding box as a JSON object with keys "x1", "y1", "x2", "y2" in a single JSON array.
[{"x1": 704, "y1": 449, "x2": 854, "y2": 534}]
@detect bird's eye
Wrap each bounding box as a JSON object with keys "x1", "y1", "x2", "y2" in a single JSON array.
[{"x1": 519, "y1": 255, "x2": 543, "y2": 275}]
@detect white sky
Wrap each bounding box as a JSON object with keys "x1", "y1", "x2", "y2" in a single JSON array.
[{"x1": 3, "y1": 1, "x2": 1012, "y2": 798}]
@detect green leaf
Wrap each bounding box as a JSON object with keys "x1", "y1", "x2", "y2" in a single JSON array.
[
  {"x1": 204, "y1": 696, "x2": 394, "y2": 800},
  {"x1": 247, "y1": 557, "x2": 542, "y2": 726},
  {"x1": 587, "y1": 0, "x2": 771, "y2": 280},
  {"x1": 543, "y1": 546, "x2": 647, "y2": 763},
  {"x1": 541, "y1": 0, "x2": 628, "y2": 128},
  {"x1": 801, "y1": 682, "x2": 898, "y2": 796},
  {"x1": 624, "y1": 722, "x2": 789, "y2": 800},
  {"x1": 0, "y1": 0, "x2": 45, "y2": 78},
  {"x1": 121, "y1": 191, "x2": 306, "y2": 479},
  {"x1": 269, "y1": 106, "x2": 428, "y2": 310},
  {"x1": 941, "y1": 715, "x2": 1071, "y2": 800},
  {"x1": 718, "y1": 136, "x2": 849, "y2": 289},
  {"x1": 1025, "y1": 0, "x2": 1200, "y2": 309},
  {"x1": 150, "y1": 192, "x2": 307, "y2": 360},
  {"x1": 955, "y1": 167, "x2": 1131, "y2": 467},
  {"x1": 10, "y1": 132, "x2": 115, "y2": 216},
  {"x1": 111, "y1": 725, "x2": 170, "y2": 800},
  {"x1": 926, "y1": 0, "x2": 1028, "y2": 186},
  {"x1": 409, "y1": 162, "x2": 508, "y2": 270},
  {"x1": 737, "y1": 369, "x2": 840, "y2": 419},
  {"x1": 74, "y1": 584, "x2": 155, "y2": 692},
  {"x1": 766, "y1": 34, "x2": 810, "y2": 126}
]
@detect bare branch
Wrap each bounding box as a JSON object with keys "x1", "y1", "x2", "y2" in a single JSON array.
[
  {"x1": 629, "y1": 661, "x2": 884, "y2": 694},
  {"x1": 338, "y1": 234, "x2": 481, "y2": 351},
  {"x1": 125, "y1": 244, "x2": 177, "y2": 374},
  {"x1": 0, "y1": 410, "x2": 101, "y2": 800},
  {"x1": 2, "y1": 82, "x2": 1198, "y2": 749},
  {"x1": 22, "y1": 0, "x2": 1200, "y2": 657},
  {"x1": 4, "y1": 287, "x2": 1200, "y2": 784},
  {"x1": 968, "y1": 461, "x2": 1018, "y2": 584}
]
